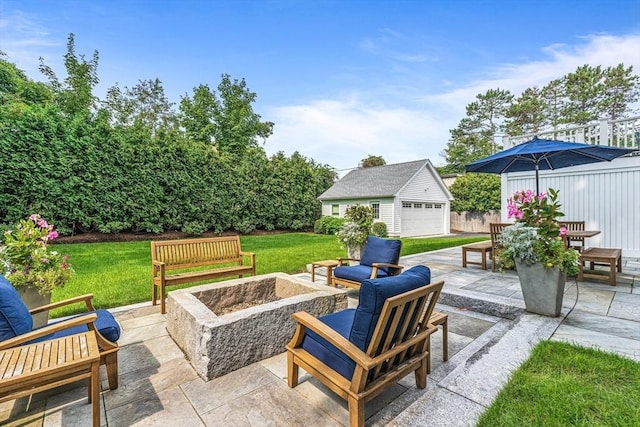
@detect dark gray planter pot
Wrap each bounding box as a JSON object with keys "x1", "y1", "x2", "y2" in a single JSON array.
[{"x1": 515, "y1": 259, "x2": 566, "y2": 317}]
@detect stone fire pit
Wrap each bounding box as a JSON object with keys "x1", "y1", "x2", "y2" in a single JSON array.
[{"x1": 166, "y1": 273, "x2": 347, "y2": 380}]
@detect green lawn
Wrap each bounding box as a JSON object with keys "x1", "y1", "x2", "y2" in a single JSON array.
[
  {"x1": 51, "y1": 232, "x2": 488, "y2": 317},
  {"x1": 478, "y1": 340, "x2": 640, "y2": 426}
]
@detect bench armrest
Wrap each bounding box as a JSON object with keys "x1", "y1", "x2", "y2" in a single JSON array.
[{"x1": 0, "y1": 313, "x2": 99, "y2": 350}]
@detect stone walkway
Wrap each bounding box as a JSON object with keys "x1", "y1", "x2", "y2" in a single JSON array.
[{"x1": 1, "y1": 247, "x2": 638, "y2": 426}]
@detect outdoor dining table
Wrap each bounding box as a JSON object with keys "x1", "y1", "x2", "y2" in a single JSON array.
[{"x1": 564, "y1": 229, "x2": 600, "y2": 247}]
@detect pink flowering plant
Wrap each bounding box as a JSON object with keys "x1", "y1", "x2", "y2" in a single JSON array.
[
  {"x1": 499, "y1": 189, "x2": 579, "y2": 275},
  {"x1": 0, "y1": 214, "x2": 74, "y2": 294}
]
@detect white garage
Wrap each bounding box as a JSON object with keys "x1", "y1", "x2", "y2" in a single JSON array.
[
  {"x1": 400, "y1": 202, "x2": 445, "y2": 237},
  {"x1": 318, "y1": 159, "x2": 453, "y2": 237}
]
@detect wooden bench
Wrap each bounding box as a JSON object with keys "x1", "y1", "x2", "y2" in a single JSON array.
[
  {"x1": 462, "y1": 241, "x2": 492, "y2": 270},
  {"x1": 0, "y1": 330, "x2": 101, "y2": 426},
  {"x1": 151, "y1": 236, "x2": 256, "y2": 314},
  {"x1": 578, "y1": 247, "x2": 622, "y2": 286}
]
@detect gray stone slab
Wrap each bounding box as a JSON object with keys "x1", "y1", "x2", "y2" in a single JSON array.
[
  {"x1": 105, "y1": 384, "x2": 204, "y2": 427},
  {"x1": 387, "y1": 384, "x2": 485, "y2": 427},
  {"x1": 117, "y1": 335, "x2": 185, "y2": 377},
  {"x1": 439, "y1": 313, "x2": 562, "y2": 407},
  {"x1": 609, "y1": 292, "x2": 640, "y2": 321},
  {"x1": 104, "y1": 356, "x2": 198, "y2": 411},
  {"x1": 563, "y1": 309, "x2": 640, "y2": 341},
  {"x1": 439, "y1": 288, "x2": 524, "y2": 320},
  {"x1": 200, "y1": 380, "x2": 341, "y2": 426},
  {"x1": 551, "y1": 324, "x2": 640, "y2": 362},
  {"x1": 181, "y1": 363, "x2": 278, "y2": 415},
  {"x1": 43, "y1": 385, "x2": 105, "y2": 427}
]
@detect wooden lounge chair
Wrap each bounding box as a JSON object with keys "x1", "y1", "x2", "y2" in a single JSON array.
[
  {"x1": 490, "y1": 223, "x2": 511, "y2": 272},
  {"x1": 287, "y1": 265, "x2": 443, "y2": 427},
  {"x1": 331, "y1": 236, "x2": 403, "y2": 290},
  {"x1": 0, "y1": 275, "x2": 121, "y2": 390}
]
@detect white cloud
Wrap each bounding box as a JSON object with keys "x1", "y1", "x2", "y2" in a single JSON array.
[
  {"x1": 268, "y1": 33, "x2": 640, "y2": 171},
  {"x1": 0, "y1": 10, "x2": 62, "y2": 78}
]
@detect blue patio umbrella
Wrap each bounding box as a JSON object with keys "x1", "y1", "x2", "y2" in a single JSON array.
[{"x1": 465, "y1": 137, "x2": 637, "y2": 194}]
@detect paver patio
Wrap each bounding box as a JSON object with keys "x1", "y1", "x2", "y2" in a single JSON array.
[{"x1": 1, "y1": 245, "x2": 638, "y2": 426}]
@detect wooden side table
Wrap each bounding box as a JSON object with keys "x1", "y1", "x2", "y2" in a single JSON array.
[
  {"x1": 461, "y1": 241, "x2": 493, "y2": 270},
  {"x1": 0, "y1": 331, "x2": 101, "y2": 426},
  {"x1": 579, "y1": 247, "x2": 622, "y2": 286},
  {"x1": 311, "y1": 260, "x2": 340, "y2": 285}
]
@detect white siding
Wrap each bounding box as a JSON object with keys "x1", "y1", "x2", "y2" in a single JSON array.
[
  {"x1": 397, "y1": 166, "x2": 452, "y2": 236},
  {"x1": 321, "y1": 198, "x2": 396, "y2": 234},
  {"x1": 502, "y1": 155, "x2": 640, "y2": 257}
]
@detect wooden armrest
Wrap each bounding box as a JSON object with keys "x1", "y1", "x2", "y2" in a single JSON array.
[
  {"x1": 152, "y1": 260, "x2": 165, "y2": 266},
  {"x1": 0, "y1": 313, "x2": 98, "y2": 350},
  {"x1": 290, "y1": 311, "x2": 374, "y2": 369},
  {"x1": 337, "y1": 257, "x2": 359, "y2": 266},
  {"x1": 371, "y1": 262, "x2": 403, "y2": 269},
  {"x1": 239, "y1": 251, "x2": 255, "y2": 259},
  {"x1": 29, "y1": 294, "x2": 95, "y2": 315}
]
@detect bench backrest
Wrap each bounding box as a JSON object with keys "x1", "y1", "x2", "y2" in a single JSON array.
[
  {"x1": 151, "y1": 236, "x2": 243, "y2": 270},
  {"x1": 490, "y1": 223, "x2": 511, "y2": 248}
]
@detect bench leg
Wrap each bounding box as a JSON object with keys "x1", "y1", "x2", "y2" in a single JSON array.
[
  {"x1": 609, "y1": 258, "x2": 616, "y2": 286},
  {"x1": 152, "y1": 284, "x2": 158, "y2": 306},
  {"x1": 160, "y1": 283, "x2": 166, "y2": 314},
  {"x1": 462, "y1": 248, "x2": 468, "y2": 268}
]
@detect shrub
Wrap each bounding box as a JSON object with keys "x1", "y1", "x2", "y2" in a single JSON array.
[
  {"x1": 371, "y1": 222, "x2": 388, "y2": 238},
  {"x1": 314, "y1": 216, "x2": 346, "y2": 235}
]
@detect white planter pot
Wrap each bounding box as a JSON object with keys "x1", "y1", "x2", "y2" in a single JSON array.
[
  {"x1": 18, "y1": 286, "x2": 52, "y2": 328},
  {"x1": 515, "y1": 259, "x2": 566, "y2": 317}
]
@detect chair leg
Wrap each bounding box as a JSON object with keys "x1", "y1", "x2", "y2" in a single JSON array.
[
  {"x1": 152, "y1": 284, "x2": 157, "y2": 306},
  {"x1": 348, "y1": 396, "x2": 365, "y2": 427},
  {"x1": 426, "y1": 336, "x2": 432, "y2": 374},
  {"x1": 287, "y1": 352, "x2": 299, "y2": 388},
  {"x1": 104, "y1": 352, "x2": 119, "y2": 390},
  {"x1": 442, "y1": 317, "x2": 449, "y2": 361},
  {"x1": 415, "y1": 357, "x2": 428, "y2": 389},
  {"x1": 160, "y1": 283, "x2": 166, "y2": 314}
]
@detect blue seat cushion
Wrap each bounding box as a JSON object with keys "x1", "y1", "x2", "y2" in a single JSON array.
[
  {"x1": 349, "y1": 265, "x2": 431, "y2": 352},
  {"x1": 301, "y1": 309, "x2": 356, "y2": 380},
  {"x1": 0, "y1": 274, "x2": 34, "y2": 341},
  {"x1": 333, "y1": 265, "x2": 389, "y2": 282},
  {"x1": 32, "y1": 309, "x2": 121, "y2": 343},
  {"x1": 359, "y1": 236, "x2": 402, "y2": 273}
]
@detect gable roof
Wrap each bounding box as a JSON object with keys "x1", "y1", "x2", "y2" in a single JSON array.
[{"x1": 319, "y1": 159, "x2": 432, "y2": 200}]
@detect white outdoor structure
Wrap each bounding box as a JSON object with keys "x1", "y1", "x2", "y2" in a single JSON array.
[
  {"x1": 501, "y1": 116, "x2": 640, "y2": 257},
  {"x1": 318, "y1": 159, "x2": 453, "y2": 237}
]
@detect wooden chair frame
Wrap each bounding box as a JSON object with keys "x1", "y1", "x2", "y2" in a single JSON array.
[
  {"x1": 0, "y1": 294, "x2": 119, "y2": 390},
  {"x1": 490, "y1": 223, "x2": 511, "y2": 272},
  {"x1": 331, "y1": 258, "x2": 404, "y2": 290},
  {"x1": 287, "y1": 280, "x2": 444, "y2": 427}
]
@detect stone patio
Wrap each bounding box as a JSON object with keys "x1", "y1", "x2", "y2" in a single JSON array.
[{"x1": 1, "y1": 246, "x2": 638, "y2": 426}]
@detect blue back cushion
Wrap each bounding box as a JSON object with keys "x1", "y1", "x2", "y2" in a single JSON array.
[
  {"x1": 359, "y1": 236, "x2": 402, "y2": 273},
  {"x1": 348, "y1": 265, "x2": 431, "y2": 352},
  {"x1": 0, "y1": 274, "x2": 34, "y2": 341}
]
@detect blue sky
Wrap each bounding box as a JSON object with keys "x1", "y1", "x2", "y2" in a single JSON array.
[{"x1": 1, "y1": 0, "x2": 639, "y2": 173}]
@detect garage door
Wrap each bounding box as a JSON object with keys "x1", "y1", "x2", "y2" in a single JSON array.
[{"x1": 401, "y1": 202, "x2": 444, "y2": 237}]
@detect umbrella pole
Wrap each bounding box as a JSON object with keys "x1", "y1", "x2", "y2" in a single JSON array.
[{"x1": 535, "y1": 162, "x2": 540, "y2": 195}]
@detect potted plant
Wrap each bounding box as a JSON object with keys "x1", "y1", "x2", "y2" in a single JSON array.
[
  {"x1": 498, "y1": 189, "x2": 580, "y2": 317},
  {"x1": 336, "y1": 205, "x2": 374, "y2": 260},
  {"x1": 0, "y1": 214, "x2": 74, "y2": 326}
]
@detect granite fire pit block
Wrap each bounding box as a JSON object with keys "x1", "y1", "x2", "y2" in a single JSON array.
[{"x1": 166, "y1": 273, "x2": 348, "y2": 380}]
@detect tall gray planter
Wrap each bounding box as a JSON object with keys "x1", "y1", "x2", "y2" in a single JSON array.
[
  {"x1": 18, "y1": 286, "x2": 51, "y2": 328},
  {"x1": 515, "y1": 259, "x2": 566, "y2": 317}
]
